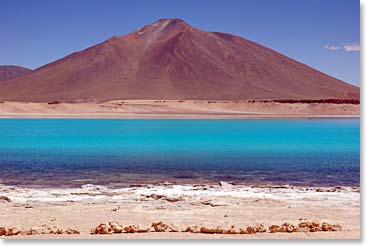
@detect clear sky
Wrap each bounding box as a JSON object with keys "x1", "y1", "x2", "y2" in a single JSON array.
[{"x1": 0, "y1": 0, "x2": 360, "y2": 85}]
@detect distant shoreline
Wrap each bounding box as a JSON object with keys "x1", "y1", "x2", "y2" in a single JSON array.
[
  {"x1": 0, "y1": 100, "x2": 360, "y2": 119},
  {"x1": 0, "y1": 114, "x2": 360, "y2": 119}
]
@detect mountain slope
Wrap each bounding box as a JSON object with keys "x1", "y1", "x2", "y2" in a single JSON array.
[
  {"x1": 0, "y1": 66, "x2": 31, "y2": 81},
  {"x1": 0, "y1": 19, "x2": 359, "y2": 102}
]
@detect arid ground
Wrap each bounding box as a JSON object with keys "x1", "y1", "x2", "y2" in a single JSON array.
[
  {"x1": 0, "y1": 100, "x2": 360, "y2": 119},
  {"x1": 0, "y1": 184, "x2": 360, "y2": 239}
]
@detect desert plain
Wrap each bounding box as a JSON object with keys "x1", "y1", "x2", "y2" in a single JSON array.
[{"x1": 0, "y1": 100, "x2": 360, "y2": 119}]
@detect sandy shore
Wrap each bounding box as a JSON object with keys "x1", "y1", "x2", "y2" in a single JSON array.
[
  {"x1": 0, "y1": 100, "x2": 360, "y2": 119},
  {"x1": 0, "y1": 183, "x2": 360, "y2": 239}
]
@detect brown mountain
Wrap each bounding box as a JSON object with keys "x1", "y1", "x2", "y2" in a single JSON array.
[
  {"x1": 0, "y1": 19, "x2": 359, "y2": 102},
  {"x1": 0, "y1": 66, "x2": 31, "y2": 82}
]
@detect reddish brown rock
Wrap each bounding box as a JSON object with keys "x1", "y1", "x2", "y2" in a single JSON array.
[
  {"x1": 223, "y1": 225, "x2": 239, "y2": 234},
  {"x1": 255, "y1": 224, "x2": 267, "y2": 233},
  {"x1": 0, "y1": 196, "x2": 11, "y2": 202},
  {"x1": 124, "y1": 225, "x2": 151, "y2": 233},
  {"x1": 245, "y1": 226, "x2": 257, "y2": 234},
  {"x1": 91, "y1": 223, "x2": 111, "y2": 234},
  {"x1": 5, "y1": 228, "x2": 20, "y2": 236},
  {"x1": 65, "y1": 229, "x2": 80, "y2": 234},
  {"x1": 109, "y1": 222, "x2": 123, "y2": 233},
  {"x1": 185, "y1": 226, "x2": 201, "y2": 233},
  {"x1": 269, "y1": 224, "x2": 288, "y2": 233},
  {"x1": 152, "y1": 221, "x2": 177, "y2": 232},
  {"x1": 47, "y1": 100, "x2": 60, "y2": 105},
  {"x1": 321, "y1": 222, "x2": 342, "y2": 232},
  {"x1": 0, "y1": 227, "x2": 6, "y2": 236},
  {"x1": 143, "y1": 194, "x2": 183, "y2": 202},
  {"x1": 200, "y1": 226, "x2": 224, "y2": 234},
  {"x1": 282, "y1": 223, "x2": 296, "y2": 232}
]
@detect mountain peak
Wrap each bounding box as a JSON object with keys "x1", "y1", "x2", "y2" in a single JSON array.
[
  {"x1": 136, "y1": 18, "x2": 192, "y2": 38},
  {"x1": 153, "y1": 18, "x2": 189, "y2": 26}
]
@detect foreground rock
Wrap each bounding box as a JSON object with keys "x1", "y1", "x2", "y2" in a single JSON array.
[
  {"x1": 269, "y1": 221, "x2": 342, "y2": 233},
  {"x1": 0, "y1": 227, "x2": 20, "y2": 236},
  {"x1": 219, "y1": 181, "x2": 235, "y2": 188},
  {"x1": 187, "y1": 224, "x2": 267, "y2": 235},
  {"x1": 91, "y1": 223, "x2": 111, "y2": 234},
  {"x1": 124, "y1": 225, "x2": 151, "y2": 233},
  {"x1": 90, "y1": 220, "x2": 342, "y2": 235},
  {"x1": 2, "y1": 220, "x2": 342, "y2": 237},
  {"x1": 0, "y1": 226, "x2": 79, "y2": 237},
  {"x1": 152, "y1": 222, "x2": 179, "y2": 232},
  {"x1": 141, "y1": 194, "x2": 184, "y2": 202},
  {"x1": 0, "y1": 196, "x2": 11, "y2": 202}
]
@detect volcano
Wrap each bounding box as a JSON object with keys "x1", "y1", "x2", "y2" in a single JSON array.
[
  {"x1": 0, "y1": 19, "x2": 359, "y2": 102},
  {"x1": 0, "y1": 66, "x2": 31, "y2": 81}
]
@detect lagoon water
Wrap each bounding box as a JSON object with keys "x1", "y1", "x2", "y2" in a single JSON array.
[{"x1": 0, "y1": 119, "x2": 360, "y2": 187}]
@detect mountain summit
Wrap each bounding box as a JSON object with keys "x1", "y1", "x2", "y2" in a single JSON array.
[
  {"x1": 0, "y1": 66, "x2": 31, "y2": 81},
  {"x1": 0, "y1": 19, "x2": 359, "y2": 102}
]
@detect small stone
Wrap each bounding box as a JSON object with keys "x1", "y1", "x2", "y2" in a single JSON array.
[
  {"x1": 309, "y1": 221, "x2": 321, "y2": 232},
  {"x1": 165, "y1": 197, "x2": 183, "y2": 202},
  {"x1": 282, "y1": 223, "x2": 295, "y2": 233},
  {"x1": 0, "y1": 227, "x2": 6, "y2": 236},
  {"x1": 185, "y1": 226, "x2": 201, "y2": 233},
  {"x1": 255, "y1": 224, "x2": 267, "y2": 233},
  {"x1": 321, "y1": 222, "x2": 342, "y2": 231},
  {"x1": 5, "y1": 228, "x2": 20, "y2": 236},
  {"x1": 219, "y1": 181, "x2": 235, "y2": 188},
  {"x1": 166, "y1": 223, "x2": 180, "y2": 232},
  {"x1": 152, "y1": 221, "x2": 169, "y2": 232},
  {"x1": 137, "y1": 225, "x2": 152, "y2": 233},
  {"x1": 109, "y1": 222, "x2": 123, "y2": 233},
  {"x1": 0, "y1": 196, "x2": 11, "y2": 202},
  {"x1": 223, "y1": 225, "x2": 238, "y2": 234},
  {"x1": 269, "y1": 224, "x2": 286, "y2": 233},
  {"x1": 25, "y1": 229, "x2": 39, "y2": 235},
  {"x1": 298, "y1": 221, "x2": 312, "y2": 228},
  {"x1": 321, "y1": 222, "x2": 332, "y2": 231},
  {"x1": 200, "y1": 226, "x2": 223, "y2": 234},
  {"x1": 331, "y1": 224, "x2": 342, "y2": 231},
  {"x1": 245, "y1": 226, "x2": 256, "y2": 234},
  {"x1": 65, "y1": 229, "x2": 80, "y2": 234},
  {"x1": 294, "y1": 227, "x2": 310, "y2": 232},
  {"x1": 124, "y1": 225, "x2": 138, "y2": 233},
  {"x1": 91, "y1": 223, "x2": 111, "y2": 234},
  {"x1": 149, "y1": 194, "x2": 165, "y2": 200},
  {"x1": 123, "y1": 224, "x2": 151, "y2": 233}
]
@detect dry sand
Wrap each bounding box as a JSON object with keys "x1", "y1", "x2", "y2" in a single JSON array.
[
  {"x1": 0, "y1": 100, "x2": 360, "y2": 119},
  {"x1": 0, "y1": 184, "x2": 360, "y2": 239}
]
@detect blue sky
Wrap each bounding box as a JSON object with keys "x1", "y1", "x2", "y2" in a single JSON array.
[{"x1": 0, "y1": 0, "x2": 360, "y2": 85}]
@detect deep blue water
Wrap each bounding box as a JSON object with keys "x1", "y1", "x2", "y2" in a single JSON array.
[{"x1": 0, "y1": 119, "x2": 360, "y2": 187}]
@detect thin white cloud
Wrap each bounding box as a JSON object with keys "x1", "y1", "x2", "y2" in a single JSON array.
[
  {"x1": 324, "y1": 45, "x2": 341, "y2": 51},
  {"x1": 343, "y1": 43, "x2": 360, "y2": 52},
  {"x1": 324, "y1": 43, "x2": 360, "y2": 52}
]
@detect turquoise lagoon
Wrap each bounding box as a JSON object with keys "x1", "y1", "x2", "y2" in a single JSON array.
[{"x1": 0, "y1": 119, "x2": 360, "y2": 187}]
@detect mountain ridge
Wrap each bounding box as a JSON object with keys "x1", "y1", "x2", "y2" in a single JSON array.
[
  {"x1": 0, "y1": 65, "x2": 32, "y2": 82},
  {"x1": 0, "y1": 18, "x2": 359, "y2": 102}
]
